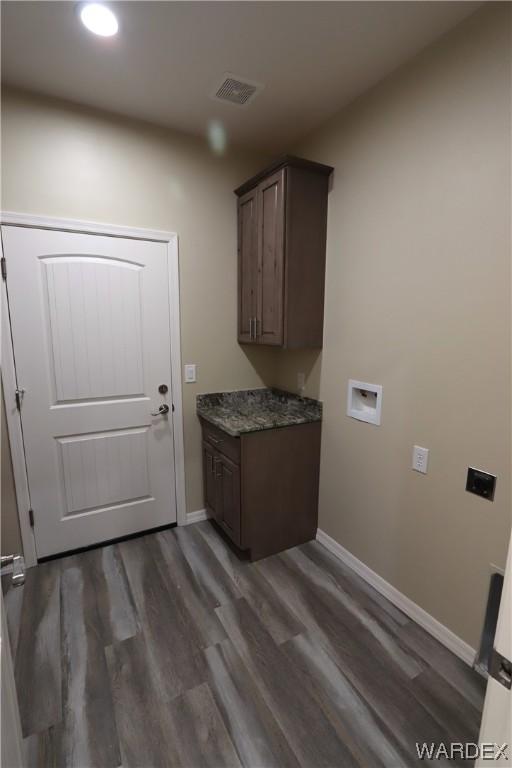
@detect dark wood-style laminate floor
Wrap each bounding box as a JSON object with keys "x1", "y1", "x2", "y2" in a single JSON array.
[{"x1": 3, "y1": 521, "x2": 486, "y2": 768}]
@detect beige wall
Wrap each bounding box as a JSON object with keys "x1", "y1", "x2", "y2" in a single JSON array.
[
  {"x1": 1, "y1": 3, "x2": 510, "y2": 650},
  {"x1": 275, "y1": 4, "x2": 511, "y2": 649},
  {"x1": 0, "y1": 88, "x2": 274, "y2": 522},
  {"x1": 1, "y1": 387, "x2": 22, "y2": 556}
]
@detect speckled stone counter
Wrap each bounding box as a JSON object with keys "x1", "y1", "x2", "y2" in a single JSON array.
[{"x1": 196, "y1": 388, "x2": 322, "y2": 437}]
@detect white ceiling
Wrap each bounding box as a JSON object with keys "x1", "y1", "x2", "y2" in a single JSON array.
[{"x1": 2, "y1": 1, "x2": 481, "y2": 152}]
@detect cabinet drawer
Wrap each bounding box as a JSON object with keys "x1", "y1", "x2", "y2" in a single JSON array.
[{"x1": 202, "y1": 421, "x2": 240, "y2": 465}]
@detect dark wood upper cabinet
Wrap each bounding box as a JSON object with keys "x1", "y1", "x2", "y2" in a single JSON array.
[{"x1": 235, "y1": 156, "x2": 333, "y2": 349}]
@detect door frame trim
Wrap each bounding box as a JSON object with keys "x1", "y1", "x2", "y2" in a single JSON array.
[
  {"x1": 1, "y1": 267, "x2": 37, "y2": 567},
  {"x1": 1, "y1": 212, "x2": 187, "y2": 566}
]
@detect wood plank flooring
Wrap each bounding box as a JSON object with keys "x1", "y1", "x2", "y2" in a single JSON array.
[{"x1": 3, "y1": 521, "x2": 486, "y2": 767}]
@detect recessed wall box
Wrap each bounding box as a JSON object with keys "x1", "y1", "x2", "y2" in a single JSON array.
[
  {"x1": 466, "y1": 467, "x2": 496, "y2": 501},
  {"x1": 347, "y1": 380, "x2": 382, "y2": 426}
]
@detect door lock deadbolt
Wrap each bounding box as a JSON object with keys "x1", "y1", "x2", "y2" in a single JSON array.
[{"x1": 158, "y1": 384, "x2": 168, "y2": 394}]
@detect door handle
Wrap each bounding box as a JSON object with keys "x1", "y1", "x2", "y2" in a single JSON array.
[
  {"x1": 250, "y1": 317, "x2": 260, "y2": 339},
  {"x1": 151, "y1": 403, "x2": 170, "y2": 416}
]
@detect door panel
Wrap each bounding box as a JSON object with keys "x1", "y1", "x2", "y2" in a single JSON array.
[
  {"x1": 2, "y1": 226, "x2": 177, "y2": 558},
  {"x1": 238, "y1": 189, "x2": 258, "y2": 343},
  {"x1": 43, "y1": 256, "x2": 145, "y2": 401},
  {"x1": 58, "y1": 428, "x2": 150, "y2": 516},
  {"x1": 216, "y1": 454, "x2": 241, "y2": 545},
  {"x1": 258, "y1": 169, "x2": 284, "y2": 345},
  {"x1": 202, "y1": 441, "x2": 218, "y2": 519}
]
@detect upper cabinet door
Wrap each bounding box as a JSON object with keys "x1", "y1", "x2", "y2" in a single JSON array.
[
  {"x1": 235, "y1": 156, "x2": 333, "y2": 348},
  {"x1": 237, "y1": 188, "x2": 259, "y2": 343},
  {"x1": 257, "y1": 169, "x2": 285, "y2": 346}
]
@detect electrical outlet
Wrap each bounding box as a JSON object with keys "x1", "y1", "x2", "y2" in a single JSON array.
[
  {"x1": 297, "y1": 372, "x2": 305, "y2": 392},
  {"x1": 412, "y1": 445, "x2": 429, "y2": 474},
  {"x1": 184, "y1": 364, "x2": 197, "y2": 383}
]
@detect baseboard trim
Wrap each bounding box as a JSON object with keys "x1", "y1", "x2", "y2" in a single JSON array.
[
  {"x1": 185, "y1": 509, "x2": 209, "y2": 525},
  {"x1": 316, "y1": 528, "x2": 476, "y2": 667}
]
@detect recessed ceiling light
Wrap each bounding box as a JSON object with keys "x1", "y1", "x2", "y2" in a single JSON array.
[{"x1": 80, "y1": 3, "x2": 118, "y2": 37}]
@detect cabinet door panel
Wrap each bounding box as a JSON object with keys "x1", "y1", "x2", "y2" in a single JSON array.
[
  {"x1": 216, "y1": 454, "x2": 241, "y2": 546},
  {"x1": 258, "y1": 170, "x2": 285, "y2": 345},
  {"x1": 202, "y1": 442, "x2": 218, "y2": 519},
  {"x1": 238, "y1": 188, "x2": 259, "y2": 344}
]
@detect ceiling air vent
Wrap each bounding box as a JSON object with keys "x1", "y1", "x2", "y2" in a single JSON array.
[{"x1": 212, "y1": 73, "x2": 263, "y2": 107}]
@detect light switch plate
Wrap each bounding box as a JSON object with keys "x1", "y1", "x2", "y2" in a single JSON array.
[
  {"x1": 184, "y1": 364, "x2": 197, "y2": 383},
  {"x1": 412, "y1": 445, "x2": 429, "y2": 474}
]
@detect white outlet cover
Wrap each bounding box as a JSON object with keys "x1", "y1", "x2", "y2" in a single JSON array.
[
  {"x1": 347, "y1": 380, "x2": 382, "y2": 425},
  {"x1": 184, "y1": 364, "x2": 197, "y2": 383},
  {"x1": 412, "y1": 445, "x2": 429, "y2": 474}
]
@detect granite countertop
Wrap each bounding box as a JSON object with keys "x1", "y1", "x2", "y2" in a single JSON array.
[{"x1": 196, "y1": 388, "x2": 322, "y2": 437}]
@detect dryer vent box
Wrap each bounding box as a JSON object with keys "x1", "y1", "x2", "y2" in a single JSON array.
[{"x1": 347, "y1": 380, "x2": 382, "y2": 426}]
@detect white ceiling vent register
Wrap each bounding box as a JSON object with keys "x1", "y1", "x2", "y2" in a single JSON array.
[{"x1": 211, "y1": 73, "x2": 263, "y2": 107}]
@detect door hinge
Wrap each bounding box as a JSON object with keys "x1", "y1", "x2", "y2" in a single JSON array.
[
  {"x1": 1, "y1": 256, "x2": 6, "y2": 281},
  {"x1": 28, "y1": 509, "x2": 34, "y2": 528},
  {"x1": 15, "y1": 388, "x2": 25, "y2": 411},
  {"x1": 489, "y1": 647, "x2": 512, "y2": 690}
]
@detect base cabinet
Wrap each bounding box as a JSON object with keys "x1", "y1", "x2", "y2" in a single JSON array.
[{"x1": 200, "y1": 418, "x2": 321, "y2": 561}]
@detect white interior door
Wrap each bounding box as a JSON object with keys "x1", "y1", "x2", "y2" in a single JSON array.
[
  {"x1": 2, "y1": 225, "x2": 177, "y2": 558},
  {"x1": 476, "y1": 529, "x2": 512, "y2": 766}
]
